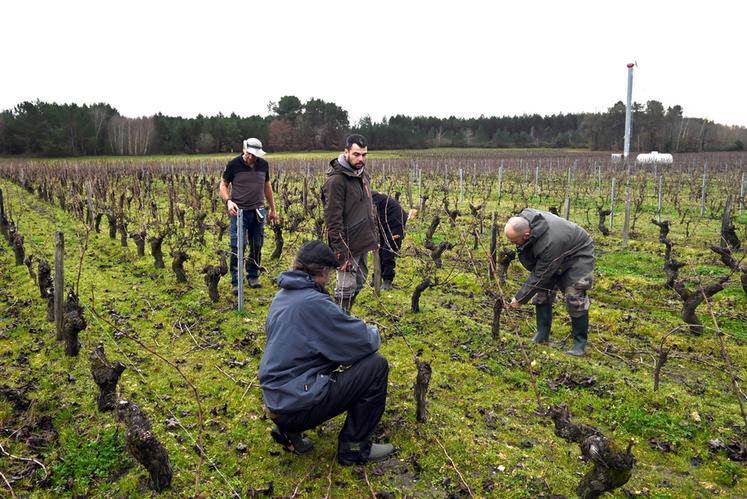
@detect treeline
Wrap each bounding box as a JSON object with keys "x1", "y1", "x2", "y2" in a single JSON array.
[{"x1": 0, "y1": 96, "x2": 744, "y2": 157}]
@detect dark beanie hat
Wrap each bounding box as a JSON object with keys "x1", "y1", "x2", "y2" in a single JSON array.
[{"x1": 296, "y1": 240, "x2": 339, "y2": 268}]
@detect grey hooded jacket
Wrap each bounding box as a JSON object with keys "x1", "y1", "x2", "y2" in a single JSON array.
[
  {"x1": 515, "y1": 208, "x2": 595, "y2": 304},
  {"x1": 259, "y1": 270, "x2": 381, "y2": 413}
]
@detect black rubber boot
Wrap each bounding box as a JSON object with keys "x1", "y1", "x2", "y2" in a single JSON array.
[
  {"x1": 271, "y1": 426, "x2": 314, "y2": 455},
  {"x1": 566, "y1": 313, "x2": 589, "y2": 356},
  {"x1": 533, "y1": 304, "x2": 552, "y2": 344},
  {"x1": 381, "y1": 280, "x2": 393, "y2": 291}
]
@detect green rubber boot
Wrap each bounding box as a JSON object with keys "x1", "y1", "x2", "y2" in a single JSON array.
[
  {"x1": 533, "y1": 304, "x2": 552, "y2": 344},
  {"x1": 566, "y1": 313, "x2": 589, "y2": 356}
]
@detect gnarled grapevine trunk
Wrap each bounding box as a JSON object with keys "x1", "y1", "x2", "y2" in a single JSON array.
[
  {"x1": 215, "y1": 219, "x2": 228, "y2": 242},
  {"x1": 411, "y1": 277, "x2": 433, "y2": 313},
  {"x1": 202, "y1": 251, "x2": 228, "y2": 302},
  {"x1": 12, "y1": 232, "x2": 25, "y2": 265},
  {"x1": 597, "y1": 209, "x2": 611, "y2": 236},
  {"x1": 492, "y1": 295, "x2": 504, "y2": 339},
  {"x1": 673, "y1": 277, "x2": 728, "y2": 335},
  {"x1": 117, "y1": 399, "x2": 172, "y2": 492},
  {"x1": 497, "y1": 247, "x2": 516, "y2": 285},
  {"x1": 130, "y1": 229, "x2": 146, "y2": 257},
  {"x1": 548, "y1": 405, "x2": 635, "y2": 499},
  {"x1": 171, "y1": 251, "x2": 189, "y2": 283},
  {"x1": 414, "y1": 359, "x2": 432, "y2": 422},
  {"x1": 63, "y1": 290, "x2": 86, "y2": 356},
  {"x1": 118, "y1": 219, "x2": 128, "y2": 247},
  {"x1": 271, "y1": 223, "x2": 284, "y2": 260},
  {"x1": 711, "y1": 245, "x2": 747, "y2": 296},
  {"x1": 107, "y1": 212, "x2": 117, "y2": 239},
  {"x1": 89, "y1": 343, "x2": 125, "y2": 412},
  {"x1": 149, "y1": 234, "x2": 166, "y2": 269}
]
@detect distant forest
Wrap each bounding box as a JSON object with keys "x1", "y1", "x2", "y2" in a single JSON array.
[{"x1": 0, "y1": 95, "x2": 744, "y2": 157}]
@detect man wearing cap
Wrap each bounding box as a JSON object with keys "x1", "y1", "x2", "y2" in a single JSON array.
[
  {"x1": 220, "y1": 138, "x2": 277, "y2": 292},
  {"x1": 504, "y1": 208, "x2": 595, "y2": 356},
  {"x1": 322, "y1": 134, "x2": 378, "y2": 313},
  {"x1": 259, "y1": 240, "x2": 395, "y2": 465}
]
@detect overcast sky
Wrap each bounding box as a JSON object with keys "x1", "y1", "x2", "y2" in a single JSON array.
[{"x1": 2, "y1": 0, "x2": 745, "y2": 127}]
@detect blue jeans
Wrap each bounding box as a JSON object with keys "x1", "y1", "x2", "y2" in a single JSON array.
[{"x1": 229, "y1": 210, "x2": 264, "y2": 284}]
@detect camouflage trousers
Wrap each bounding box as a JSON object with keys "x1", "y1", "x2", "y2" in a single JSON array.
[{"x1": 531, "y1": 268, "x2": 594, "y2": 318}]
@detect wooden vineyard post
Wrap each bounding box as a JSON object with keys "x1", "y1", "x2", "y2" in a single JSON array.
[
  {"x1": 86, "y1": 180, "x2": 96, "y2": 229},
  {"x1": 622, "y1": 187, "x2": 632, "y2": 247},
  {"x1": 740, "y1": 172, "x2": 745, "y2": 215},
  {"x1": 54, "y1": 231, "x2": 64, "y2": 340},
  {"x1": 609, "y1": 178, "x2": 617, "y2": 228},
  {"x1": 406, "y1": 168, "x2": 414, "y2": 210},
  {"x1": 459, "y1": 168, "x2": 464, "y2": 204},
  {"x1": 700, "y1": 162, "x2": 707, "y2": 217},
  {"x1": 302, "y1": 176, "x2": 308, "y2": 213},
  {"x1": 534, "y1": 165, "x2": 539, "y2": 196},
  {"x1": 497, "y1": 162, "x2": 504, "y2": 205},
  {"x1": 657, "y1": 175, "x2": 663, "y2": 223},
  {"x1": 721, "y1": 194, "x2": 735, "y2": 249},
  {"x1": 373, "y1": 250, "x2": 381, "y2": 297},
  {"x1": 417, "y1": 167, "x2": 422, "y2": 208},
  {"x1": 168, "y1": 177, "x2": 175, "y2": 225},
  {"x1": 563, "y1": 166, "x2": 572, "y2": 220}
]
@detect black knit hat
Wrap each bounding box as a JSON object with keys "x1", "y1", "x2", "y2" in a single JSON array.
[{"x1": 296, "y1": 240, "x2": 339, "y2": 268}]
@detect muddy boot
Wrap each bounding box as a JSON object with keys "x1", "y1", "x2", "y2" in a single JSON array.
[
  {"x1": 381, "y1": 280, "x2": 393, "y2": 291},
  {"x1": 367, "y1": 442, "x2": 395, "y2": 461},
  {"x1": 566, "y1": 313, "x2": 589, "y2": 356},
  {"x1": 271, "y1": 425, "x2": 314, "y2": 455},
  {"x1": 533, "y1": 304, "x2": 552, "y2": 344},
  {"x1": 338, "y1": 441, "x2": 395, "y2": 465}
]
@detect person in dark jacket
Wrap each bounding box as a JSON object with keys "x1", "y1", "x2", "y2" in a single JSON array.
[
  {"x1": 371, "y1": 191, "x2": 407, "y2": 290},
  {"x1": 504, "y1": 209, "x2": 595, "y2": 356},
  {"x1": 322, "y1": 134, "x2": 378, "y2": 313},
  {"x1": 259, "y1": 240, "x2": 394, "y2": 465}
]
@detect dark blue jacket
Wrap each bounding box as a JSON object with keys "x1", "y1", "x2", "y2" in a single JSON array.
[{"x1": 259, "y1": 270, "x2": 381, "y2": 413}]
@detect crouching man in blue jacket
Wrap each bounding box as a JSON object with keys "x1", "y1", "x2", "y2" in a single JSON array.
[{"x1": 259, "y1": 240, "x2": 395, "y2": 465}]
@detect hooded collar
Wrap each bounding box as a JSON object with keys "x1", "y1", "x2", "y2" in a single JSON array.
[
  {"x1": 333, "y1": 153, "x2": 364, "y2": 177},
  {"x1": 276, "y1": 270, "x2": 329, "y2": 295}
]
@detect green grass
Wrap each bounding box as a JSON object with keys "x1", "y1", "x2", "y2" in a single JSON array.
[
  {"x1": 1, "y1": 156, "x2": 746, "y2": 497},
  {"x1": 50, "y1": 426, "x2": 131, "y2": 494}
]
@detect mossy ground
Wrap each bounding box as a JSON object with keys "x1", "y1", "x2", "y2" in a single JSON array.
[{"x1": 0, "y1": 159, "x2": 746, "y2": 498}]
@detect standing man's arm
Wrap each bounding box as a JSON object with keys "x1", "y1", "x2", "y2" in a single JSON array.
[
  {"x1": 220, "y1": 179, "x2": 238, "y2": 216},
  {"x1": 264, "y1": 181, "x2": 277, "y2": 223},
  {"x1": 323, "y1": 177, "x2": 350, "y2": 269}
]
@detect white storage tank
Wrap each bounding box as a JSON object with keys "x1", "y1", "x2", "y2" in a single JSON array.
[{"x1": 636, "y1": 151, "x2": 673, "y2": 164}]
